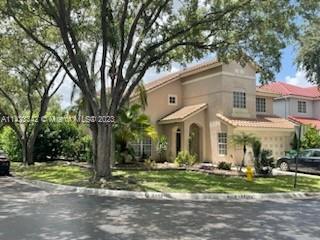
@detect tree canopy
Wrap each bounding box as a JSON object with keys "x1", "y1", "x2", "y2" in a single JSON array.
[{"x1": 0, "y1": 0, "x2": 298, "y2": 179}]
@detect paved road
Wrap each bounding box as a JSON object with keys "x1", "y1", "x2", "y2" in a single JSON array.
[{"x1": 0, "y1": 177, "x2": 319, "y2": 240}]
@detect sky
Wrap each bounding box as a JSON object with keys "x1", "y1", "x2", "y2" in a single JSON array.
[{"x1": 57, "y1": 44, "x2": 313, "y2": 108}]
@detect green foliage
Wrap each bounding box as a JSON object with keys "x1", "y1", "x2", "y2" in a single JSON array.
[
  {"x1": 301, "y1": 126, "x2": 320, "y2": 149},
  {"x1": 156, "y1": 135, "x2": 168, "y2": 162},
  {"x1": 0, "y1": 127, "x2": 22, "y2": 161},
  {"x1": 255, "y1": 149, "x2": 275, "y2": 175},
  {"x1": 217, "y1": 162, "x2": 232, "y2": 171},
  {"x1": 231, "y1": 132, "x2": 258, "y2": 148},
  {"x1": 114, "y1": 104, "x2": 158, "y2": 163},
  {"x1": 260, "y1": 150, "x2": 275, "y2": 168},
  {"x1": 175, "y1": 151, "x2": 197, "y2": 167},
  {"x1": 290, "y1": 133, "x2": 299, "y2": 150},
  {"x1": 296, "y1": 14, "x2": 320, "y2": 86},
  {"x1": 34, "y1": 119, "x2": 92, "y2": 162},
  {"x1": 252, "y1": 140, "x2": 262, "y2": 160}
]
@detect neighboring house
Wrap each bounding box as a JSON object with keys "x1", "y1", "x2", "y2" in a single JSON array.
[
  {"x1": 131, "y1": 60, "x2": 295, "y2": 165},
  {"x1": 259, "y1": 82, "x2": 320, "y2": 131}
]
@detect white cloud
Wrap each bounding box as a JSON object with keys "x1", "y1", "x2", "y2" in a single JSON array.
[{"x1": 285, "y1": 70, "x2": 312, "y2": 87}]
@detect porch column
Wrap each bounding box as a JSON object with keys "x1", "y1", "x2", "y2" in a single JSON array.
[{"x1": 183, "y1": 122, "x2": 190, "y2": 152}]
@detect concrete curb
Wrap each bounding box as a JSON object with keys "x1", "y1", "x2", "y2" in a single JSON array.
[{"x1": 12, "y1": 177, "x2": 320, "y2": 202}]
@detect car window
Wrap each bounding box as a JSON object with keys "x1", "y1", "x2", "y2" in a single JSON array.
[
  {"x1": 312, "y1": 151, "x2": 320, "y2": 157},
  {"x1": 300, "y1": 150, "x2": 312, "y2": 157}
]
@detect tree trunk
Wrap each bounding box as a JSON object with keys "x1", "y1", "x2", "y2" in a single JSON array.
[
  {"x1": 240, "y1": 145, "x2": 247, "y2": 172},
  {"x1": 21, "y1": 139, "x2": 34, "y2": 166},
  {"x1": 93, "y1": 123, "x2": 112, "y2": 180}
]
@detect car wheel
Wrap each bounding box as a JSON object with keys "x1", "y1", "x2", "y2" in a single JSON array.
[{"x1": 279, "y1": 161, "x2": 289, "y2": 171}]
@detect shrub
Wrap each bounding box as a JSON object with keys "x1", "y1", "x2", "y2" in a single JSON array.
[
  {"x1": 156, "y1": 135, "x2": 168, "y2": 162},
  {"x1": 255, "y1": 149, "x2": 275, "y2": 175},
  {"x1": 175, "y1": 151, "x2": 197, "y2": 167},
  {"x1": 0, "y1": 127, "x2": 22, "y2": 161},
  {"x1": 301, "y1": 126, "x2": 320, "y2": 149},
  {"x1": 260, "y1": 149, "x2": 275, "y2": 168},
  {"x1": 144, "y1": 158, "x2": 156, "y2": 170},
  {"x1": 217, "y1": 161, "x2": 232, "y2": 170}
]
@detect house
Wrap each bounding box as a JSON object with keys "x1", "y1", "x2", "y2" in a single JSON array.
[
  {"x1": 131, "y1": 60, "x2": 295, "y2": 165},
  {"x1": 259, "y1": 82, "x2": 320, "y2": 131}
]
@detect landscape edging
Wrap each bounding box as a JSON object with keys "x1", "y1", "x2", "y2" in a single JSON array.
[{"x1": 13, "y1": 177, "x2": 320, "y2": 202}]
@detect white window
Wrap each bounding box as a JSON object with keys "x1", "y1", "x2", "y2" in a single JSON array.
[
  {"x1": 130, "y1": 137, "x2": 152, "y2": 159},
  {"x1": 298, "y1": 101, "x2": 306, "y2": 113},
  {"x1": 218, "y1": 133, "x2": 228, "y2": 155},
  {"x1": 233, "y1": 91, "x2": 246, "y2": 108},
  {"x1": 256, "y1": 97, "x2": 266, "y2": 113},
  {"x1": 168, "y1": 95, "x2": 177, "y2": 105}
]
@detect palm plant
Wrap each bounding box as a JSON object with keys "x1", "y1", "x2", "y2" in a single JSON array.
[
  {"x1": 231, "y1": 132, "x2": 258, "y2": 171},
  {"x1": 113, "y1": 104, "x2": 157, "y2": 163}
]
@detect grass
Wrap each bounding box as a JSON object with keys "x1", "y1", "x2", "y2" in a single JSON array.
[
  {"x1": 11, "y1": 162, "x2": 320, "y2": 193},
  {"x1": 11, "y1": 162, "x2": 92, "y2": 186}
]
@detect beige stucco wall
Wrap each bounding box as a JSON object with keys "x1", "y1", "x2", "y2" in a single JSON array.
[
  {"x1": 143, "y1": 80, "x2": 183, "y2": 125},
  {"x1": 230, "y1": 128, "x2": 294, "y2": 165},
  {"x1": 255, "y1": 95, "x2": 274, "y2": 115},
  {"x1": 139, "y1": 61, "x2": 294, "y2": 164}
]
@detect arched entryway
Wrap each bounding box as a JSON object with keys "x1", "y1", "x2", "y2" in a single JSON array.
[{"x1": 189, "y1": 123, "x2": 201, "y2": 159}]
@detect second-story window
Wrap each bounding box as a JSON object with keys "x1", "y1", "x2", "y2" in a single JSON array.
[
  {"x1": 256, "y1": 97, "x2": 266, "y2": 113},
  {"x1": 233, "y1": 91, "x2": 246, "y2": 109},
  {"x1": 168, "y1": 95, "x2": 177, "y2": 105},
  {"x1": 298, "y1": 101, "x2": 307, "y2": 113}
]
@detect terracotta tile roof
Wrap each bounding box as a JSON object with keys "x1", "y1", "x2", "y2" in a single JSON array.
[
  {"x1": 259, "y1": 82, "x2": 320, "y2": 98},
  {"x1": 159, "y1": 103, "x2": 207, "y2": 124},
  {"x1": 288, "y1": 116, "x2": 320, "y2": 129},
  {"x1": 216, "y1": 113, "x2": 295, "y2": 129},
  {"x1": 143, "y1": 59, "x2": 221, "y2": 92}
]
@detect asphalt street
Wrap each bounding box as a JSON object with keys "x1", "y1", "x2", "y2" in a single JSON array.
[{"x1": 0, "y1": 177, "x2": 319, "y2": 240}]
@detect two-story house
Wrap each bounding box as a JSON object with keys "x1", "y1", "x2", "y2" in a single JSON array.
[
  {"x1": 131, "y1": 60, "x2": 295, "y2": 165},
  {"x1": 259, "y1": 82, "x2": 320, "y2": 131}
]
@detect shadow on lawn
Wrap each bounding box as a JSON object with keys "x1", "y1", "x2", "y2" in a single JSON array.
[{"x1": 1, "y1": 177, "x2": 320, "y2": 240}]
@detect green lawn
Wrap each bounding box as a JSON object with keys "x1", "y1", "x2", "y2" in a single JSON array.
[{"x1": 11, "y1": 162, "x2": 320, "y2": 193}]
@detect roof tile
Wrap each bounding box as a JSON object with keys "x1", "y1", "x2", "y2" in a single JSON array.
[
  {"x1": 159, "y1": 103, "x2": 207, "y2": 123},
  {"x1": 259, "y1": 82, "x2": 320, "y2": 98},
  {"x1": 288, "y1": 116, "x2": 320, "y2": 129},
  {"x1": 217, "y1": 113, "x2": 295, "y2": 129}
]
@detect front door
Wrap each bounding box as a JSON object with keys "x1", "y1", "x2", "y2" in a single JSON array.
[{"x1": 176, "y1": 130, "x2": 181, "y2": 156}]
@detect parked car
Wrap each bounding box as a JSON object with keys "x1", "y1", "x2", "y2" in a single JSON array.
[
  {"x1": 0, "y1": 150, "x2": 10, "y2": 176},
  {"x1": 277, "y1": 149, "x2": 320, "y2": 174}
]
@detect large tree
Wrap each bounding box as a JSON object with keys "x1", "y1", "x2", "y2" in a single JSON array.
[
  {"x1": 296, "y1": 1, "x2": 320, "y2": 86},
  {"x1": 0, "y1": 30, "x2": 64, "y2": 165},
  {"x1": 1, "y1": 0, "x2": 297, "y2": 179}
]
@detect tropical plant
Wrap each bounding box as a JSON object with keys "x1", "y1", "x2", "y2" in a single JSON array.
[
  {"x1": 175, "y1": 151, "x2": 197, "y2": 167},
  {"x1": 231, "y1": 132, "x2": 258, "y2": 171},
  {"x1": 301, "y1": 126, "x2": 320, "y2": 149},
  {"x1": 3, "y1": 0, "x2": 298, "y2": 180},
  {"x1": 156, "y1": 135, "x2": 168, "y2": 163},
  {"x1": 113, "y1": 104, "x2": 157, "y2": 164},
  {"x1": 256, "y1": 149, "x2": 275, "y2": 175}
]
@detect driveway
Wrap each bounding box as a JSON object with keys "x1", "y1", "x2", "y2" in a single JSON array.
[{"x1": 0, "y1": 177, "x2": 319, "y2": 240}]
